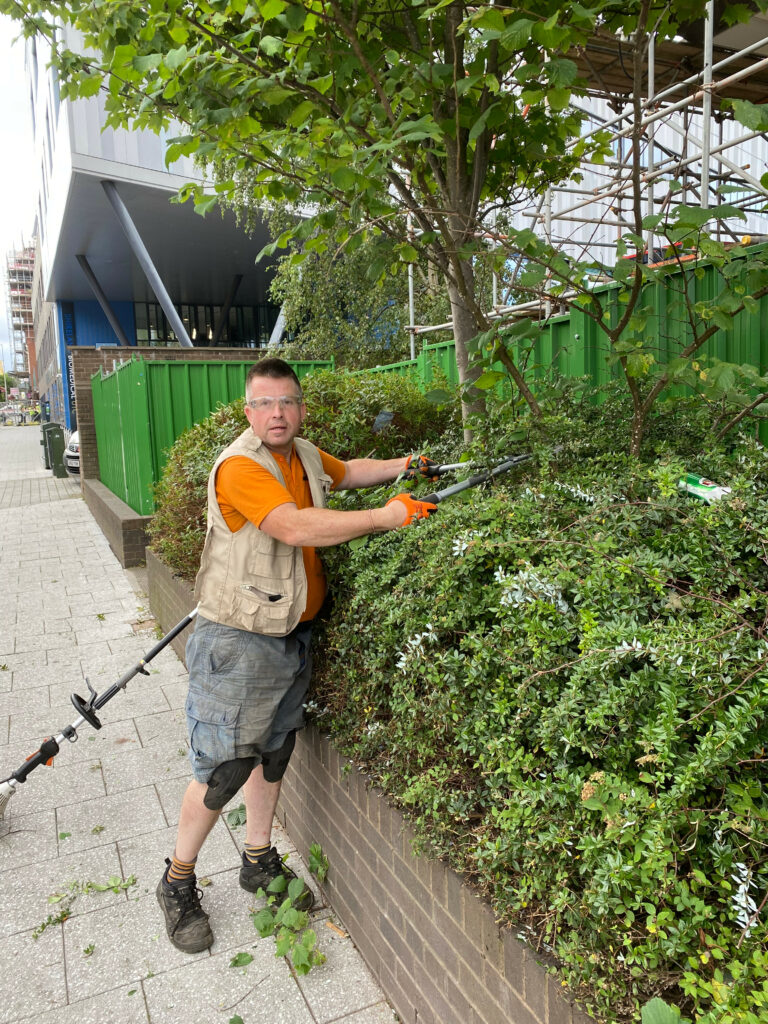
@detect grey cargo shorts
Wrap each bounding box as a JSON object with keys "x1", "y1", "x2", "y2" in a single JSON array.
[{"x1": 184, "y1": 614, "x2": 313, "y2": 784}]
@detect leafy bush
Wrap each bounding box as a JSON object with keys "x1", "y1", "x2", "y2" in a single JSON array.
[
  {"x1": 310, "y1": 384, "x2": 768, "y2": 1023},
  {"x1": 150, "y1": 373, "x2": 768, "y2": 1019},
  {"x1": 149, "y1": 369, "x2": 454, "y2": 581}
]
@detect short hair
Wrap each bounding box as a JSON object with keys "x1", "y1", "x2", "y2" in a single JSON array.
[{"x1": 245, "y1": 358, "x2": 302, "y2": 399}]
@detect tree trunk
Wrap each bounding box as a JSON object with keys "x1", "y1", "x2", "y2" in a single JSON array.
[{"x1": 446, "y1": 260, "x2": 485, "y2": 440}]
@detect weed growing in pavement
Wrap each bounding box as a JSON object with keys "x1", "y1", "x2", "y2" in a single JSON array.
[
  {"x1": 309, "y1": 843, "x2": 329, "y2": 883},
  {"x1": 251, "y1": 874, "x2": 324, "y2": 975},
  {"x1": 250, "y1": 846, "x2": 329, "y2": 975}
]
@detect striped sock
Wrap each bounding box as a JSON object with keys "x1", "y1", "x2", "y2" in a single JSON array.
[
  {"x1": 166, "y1": 854, "x2": 197, "y2": 886},
  {"x1": 243, "y1": 842, "x2": 271, "y2": 865}
]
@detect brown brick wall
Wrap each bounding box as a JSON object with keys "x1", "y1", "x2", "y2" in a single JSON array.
[
  {"x1": 82, "y1": 478, "x2": 153, "y2": 568},
  {"x1": 68, "y1": 346, "x2": 265, "y2": 481},
  {"x1": 146, "y1": 552, "x2": 593, "y2": 1024}
]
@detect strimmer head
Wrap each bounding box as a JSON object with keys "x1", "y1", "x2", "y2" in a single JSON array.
[{"x1": 0, "y1": 779, "x2": 17, "y2": 820}]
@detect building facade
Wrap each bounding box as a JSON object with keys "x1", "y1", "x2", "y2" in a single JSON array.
[{"x1": 27, "y1": 28, "x2": 280, "y2": 430}]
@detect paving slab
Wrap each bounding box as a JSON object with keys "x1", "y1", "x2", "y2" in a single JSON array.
[
  {"x1": 62, "y1": 892, "x2": 209, "y2": 1003},
  {"x1": 143, "y1": 937, "x2": 316, "y2": 1024},
  {"x1": 19, "y1": 986, "x2": 151, "y2": 1024},
  {"x1": 0, "y1": 808, "x2": 58, "y2": 872},
  {"x1": 54, "y1": 786, "x2": 168, "y2": 854},
  {"x1": 0, "y1": 926, "x2": 67, "y2": 1021}
]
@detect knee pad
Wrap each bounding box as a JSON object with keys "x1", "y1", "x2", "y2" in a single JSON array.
[
  {"x1": 203, "y1": 756, "x2": 256, "y2": 810},
  {"x1": 261, "y1": 731, "x2": 296, "y2": 783}
]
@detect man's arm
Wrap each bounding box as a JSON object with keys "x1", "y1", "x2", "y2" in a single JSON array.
[
  {"x1": 259, "y1": 498, "x2": 409, "y2": 548},
  {"x1": 338, "y1": 456, "x2": 407, "y2": 490}
]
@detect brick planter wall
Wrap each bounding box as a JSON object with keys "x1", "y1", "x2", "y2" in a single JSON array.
[
  {"x1": 83, "y1": 478, "x2": 153, "y2": 568},
  {"x1": 146, "y1": 551, "x2": 592, "y2": 1024}
]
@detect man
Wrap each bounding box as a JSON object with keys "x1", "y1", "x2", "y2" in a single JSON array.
[{"x1": 157, "y1": 357, "x2": 438, "y2": 952}]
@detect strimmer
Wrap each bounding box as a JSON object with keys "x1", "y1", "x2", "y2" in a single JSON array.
[{"x1": 0, "y1": 610, "x2": 198, "y2": 820}]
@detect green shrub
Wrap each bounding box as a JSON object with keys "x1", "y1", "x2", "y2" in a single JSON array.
[
  {"x1": 311, "y1": 384, "x2": 768, "y2": 1022},
  {"x1": 148, "y1": 369, "x2": 454, "y2": 581}
]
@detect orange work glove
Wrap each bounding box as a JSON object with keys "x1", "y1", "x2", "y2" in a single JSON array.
[
  {"x1": 386, "y1": 493, "x2": 438, "y2": 526},
  {"x1": 402, "y1": 454, "x2": 440, "y2": 481}
]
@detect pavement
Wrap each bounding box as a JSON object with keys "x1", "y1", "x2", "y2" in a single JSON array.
[{"x1": 0, "y1": 425, "x2": 396, "y2": 1024}]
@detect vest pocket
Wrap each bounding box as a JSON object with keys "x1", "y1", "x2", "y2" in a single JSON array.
[{"x1": 231, "y1": 582, "x2": 295, "y2": 633}]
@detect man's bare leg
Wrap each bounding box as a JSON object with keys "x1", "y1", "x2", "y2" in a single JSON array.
[
  {"x1": 239, "y1": 763, "x2": 312, "y2": 909},
  {"x1": 174, "y1": 780, "x2": 220, "y2": 861},
  {"x1": 243, "y1": 763, "x2": 281, "y2": 847},
  {"x1": 157, "y1": 780, "x2": 217, "y2": 953}
]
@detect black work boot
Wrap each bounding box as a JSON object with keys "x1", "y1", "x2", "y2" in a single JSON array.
[
  {"x1": 239, "y1": 847, "x2": 314, "y2": 912},
  {"x1": 156, "y1": 860, "x2": 214, "y2": 953}
]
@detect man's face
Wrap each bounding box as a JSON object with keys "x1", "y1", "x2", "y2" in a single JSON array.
[{"x1": 244, "y1": 374, "x2": 306, "y2": 456}]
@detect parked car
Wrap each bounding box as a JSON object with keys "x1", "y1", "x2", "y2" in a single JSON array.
[{"x1": 65, "y1": 430, "x2": 80, "y2": 475}]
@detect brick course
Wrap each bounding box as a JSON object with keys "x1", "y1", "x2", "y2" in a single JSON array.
[{"x1": 146, "y1": 551, "x2": 592, "y2": 1024}]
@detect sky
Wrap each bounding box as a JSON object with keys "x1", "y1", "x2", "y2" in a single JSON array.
[{"x1": 0, "y1": 16, "x2": 38, "y2": 378}]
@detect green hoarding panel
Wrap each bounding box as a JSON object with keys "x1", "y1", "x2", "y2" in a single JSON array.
[{"x1": 92, "y1": 356, "x2": 333, "y2": 515}]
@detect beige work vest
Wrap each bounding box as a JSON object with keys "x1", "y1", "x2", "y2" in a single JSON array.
[{"x1": 194, "y1": 429, "x2": 333, "y2": 636}]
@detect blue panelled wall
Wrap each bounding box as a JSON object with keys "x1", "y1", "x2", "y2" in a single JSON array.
[{"x1": 54, "y1": 300, "x2": 135, "y2": 430}]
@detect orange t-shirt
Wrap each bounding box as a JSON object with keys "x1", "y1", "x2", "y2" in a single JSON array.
[{"x1": 215, "y1": 447, "x2": 346, "y2": 622}]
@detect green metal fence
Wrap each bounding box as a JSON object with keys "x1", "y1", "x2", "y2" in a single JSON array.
[
  {"x1": 91, "y1": 356, "x2": 333, "y2": 514},
  {"x1": 92, "y1": 249, "x2": 768, "y2": 516},
  {"x1": 365, "y1": 252, "x2": 768, "y2": 401}
]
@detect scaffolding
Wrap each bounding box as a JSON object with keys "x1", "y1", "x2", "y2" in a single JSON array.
[
  {"x1": 5, "y1": 244, "x2": 36, "y2": 389},
  {"x1": 407, "y1": 2, "x2": 768, "y2": 342}
]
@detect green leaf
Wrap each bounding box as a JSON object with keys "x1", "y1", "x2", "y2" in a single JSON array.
[
  {"x1": 258, "y1": 0, "x2": 287, "y2": 20},
  {"x1": 252, "y1": 908, "x2": 276, "y2": 937},
  {"x1": 193, "y1": 194, "x2": 219, "y2": 216},
  {"x1": 275, "y1": 928, "x2": 293, "y2": 957},
  {"x1": 164, "y1": 46, "x2": 188, "y2": 71},
  {"x1": 229, "y1": 952, "x2": 254, "y2": 968},
  {"x1": 267, "y1": 874, "x2": 288, "y2": 894},
  {"x1": 398, "y1": 244, "x2": 419, "y2": 262},
  {"x1": 729, "y1": 98, "x2": 768, "y2": 132},
  {"x1": 229, "y1": 1016, "x2": 245, "y2": 1024},
  {"x1": 473, "y1": 371, "x2": 505, "y2": 390},
  {"x1": 287, "y1": 877, "x2": 308, "y2": 903},
  {"x1": 292, "y1": 942, "x2": 310, "y2": 969},
  {"x1": 500, "y1": 18, "x2": 534, "y2": 48},
  {"x1": 468, "y1": 105, "x2": 494, "y2": 144},
  {"x1": 424, "y1": 388, "x2": 453, "y2": 404},
  {"x1": 259, "y1": 35, "x2": 283, "y2": 56},
  {"x1": 641, "y1": 998, "x2": 681, "y2": 1024},
  {"x1": 582, "y1": 797, "x2": 605, "y2": 811}
]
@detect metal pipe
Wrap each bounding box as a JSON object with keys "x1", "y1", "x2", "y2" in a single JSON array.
[
  {"x1": 646, "y1": 32, "x2": 656, "y2": 256},
  {"x1": 407, "y1": 208, "x2": 416, "y2": 359},
  {"x1": 101, "y1": 180, "x2": 194, "y2": 348},
  {"x1": 75, "y1": 254, "x2": 132, "y2": 347},
  {"x1": 664, "y1": 115, "x2": 768, "y2": 195},
  {"x1": 531, "y1": 127, "x2": 768, "y2": 224},
  {"x1": 211, "y1": 274, "x2": 242, "y2": 346},
  {"x1": 267, "y1": 306, "x2": 285, "y2": 347},
  {"x1": 574, "y1": 33, "x2": 768, "y2": 144},
  {"x1": 701, "y1": 1, "x2": 714, "y2": 209}
]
